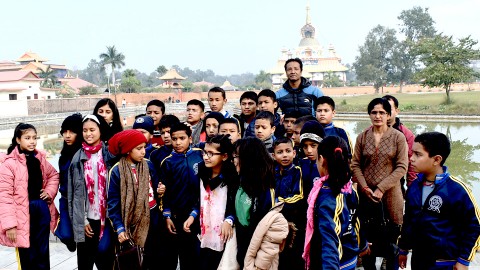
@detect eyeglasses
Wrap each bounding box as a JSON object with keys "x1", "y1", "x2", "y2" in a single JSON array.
[
  {"x1": 202, "y1": 150, "x2": 223, "y2": 158},
  {"x1": 369, "y1": 111, "x2": 387, "y2": 116}
]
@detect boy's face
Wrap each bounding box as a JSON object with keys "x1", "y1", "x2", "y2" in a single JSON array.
[
  {"x1": 387, "y1": 99, "x2": 399, "y2": 126},
  {"x1": 255, "y1": 118, "x2": 275, "y2": 141},
  {"x1": 160, "y1": 127, "x2": 172, "y2": 145},
  {"x1": 240, "y1": 98, "x2": 257, "y2": 117},
  {"x1": 187, "y1": 105, "x2": 204, "y2": 125},
  {"x1": 283, "y1": 117, "x2": 297, "y2": 135},
  {"x1": 410, "y1": 142, "x2": 441, "y2": 174},
  {"x1": 273, "y1": 142, "x2": 296, "y2": 167},
  {"x1": 257, "y1": 96, "x2": 277, "y2": 113},
  {"x1": 292, "y1": 124, "x2": 302, "y2": 146},
  {"x1": 128, "y1": 143, "x2": 146, "y2": 163},
  {"x1": 135, "y1": 128, "x2": 152, "y2": 142},
  {"x1": 302, "y1": 139, "x2": 319, "y2": 161},
  {"x1": 205, "y1": 118, "x2": 220, "y2": 138},
  {"x1": 171, "y1": 130, "x2": 192, "y2": 153},
  {"x1": 146, "y1": 105, "x2": 163, "y2": 126},
  {"x1": 208, "y1": 92, "x2": 226, "y2": 112},
  {"x1": 219, "y1": 123, "x2": 241, "y2": 143},
  {"x1": 315, "y1": 104, "x2": 335, "y2": 125}
]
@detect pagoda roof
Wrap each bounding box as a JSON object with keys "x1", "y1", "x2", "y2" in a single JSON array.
[
  {"x1": 0, "y1": 71, "x2": 40, "y2": 82},
  {"x1": 16, "y1": 51, "x2": 48, "y2": 62},
  {"x1": 220, "y1": 80, "x2": 237, "y2": 91},
  {"x1": 0, "y1": 64, "x2": 23, "y2": 72},
  {"x1": 155, "y1": 81, "x2": 184, "y2": 89},
  {"x1": 159, "y1": 69, "x2": 186, "y2": 80},
  {"x1": 59, "y1": 77, "x2": 98, "y2": 93},
  {"x1": 20, "y1": 62, "x2": 67, "y2": 73}
]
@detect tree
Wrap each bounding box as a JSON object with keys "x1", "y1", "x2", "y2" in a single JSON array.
[
  {"x1": 254, "y1": 70, "x2": 272, "y2": 89},
  {"x1": 123, "y1": 69, "x2": 136, "y2": 78},
  {"x1": 38, "y1": 65, "x2": 58, "y2": 88},
  {"x1": 99, "y1": 46, "x2": 125, "y2": 103},
  {"x1": 74, "y1": 59, "x2": 107, "y2": 86},
  {"x1": 79, "y1": 86, "x2": 99, "y2": 95},
  {"x1": 323, "y1": 71, "x2": 344, "y2": 87},
  {"x1": 156, "y1": 65, "x2": 167, "y2": 76},
  {"x1": 120, "y1": 69, "x2": 141, "y2": 93},
  {"x1": 353, "y1": 25, "x2": 399, "y2": 93},
  {"x1": 414, "y1": 35, "x2": 480, "y2": 103}
]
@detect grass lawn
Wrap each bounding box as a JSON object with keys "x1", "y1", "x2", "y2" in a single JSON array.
[{"x1": 334, "y1": 91, "x2": 480, "y2": 115}]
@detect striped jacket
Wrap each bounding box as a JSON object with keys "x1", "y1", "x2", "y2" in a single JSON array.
[{"x1": 274, "y1": 164, "x2": 304, "y2": 225}]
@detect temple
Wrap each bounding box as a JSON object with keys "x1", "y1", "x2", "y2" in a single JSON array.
[
  {"x1": 269, "y1": 4, "x2": 348, "y2": 89},
  {"x1": 157, "y1": 68, "x2": 186, "y2": 89}
]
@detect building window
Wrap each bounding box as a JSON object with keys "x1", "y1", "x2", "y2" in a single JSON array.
[
  {"x1": 27, "y1": 96, "x2": 31, "y2": 100},
  {"x1": 9, "y1": 94, "x2": 17, "y2": 100},
  {"x1": 34, "y1": 94, "x2": 38, "y2": 99}
]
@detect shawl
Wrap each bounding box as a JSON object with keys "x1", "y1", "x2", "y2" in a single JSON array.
[
  {"x1": 200, "y1": 178, "x2": 228, "y2": 251},
  {"x1": 119, "y1": 157, "x2": 150, "y2": 247},
  {"x1": 82, "y1": 142, "x2": 107, "y2": 239}
]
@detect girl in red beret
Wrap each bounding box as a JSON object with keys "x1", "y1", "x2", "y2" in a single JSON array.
[{"x1": 107, "y1": 129, "x2": 165, "y2": 269}]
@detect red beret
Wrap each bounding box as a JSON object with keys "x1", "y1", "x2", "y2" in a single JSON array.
[{"x1": 108, "y1": 129, "x2": 147, "y2": 155}]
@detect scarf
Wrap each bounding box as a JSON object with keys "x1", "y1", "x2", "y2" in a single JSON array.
[
  {"x1": 22, "y1": 148, "x2": 43, "y2": 200},
  {"x1": 191, "y1": 120, "x2": 204, "y2": 145},
  {"x1": 119, "y1": 157, "x2": 151, "y2": 247},
  {"x1": 200, "y1": 178, "x2": 228, "y2": 251},
  {"x1": 82, "y1": 142, "x2": 107, "y2": 239},
  {"x1": 303, "y1": 176, "x2": 352, "y2": 269}
]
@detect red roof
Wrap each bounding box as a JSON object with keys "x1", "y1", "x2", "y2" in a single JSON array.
[
  {"x1": 59, "y1": 77, "x2": 98, "y2": 92},
  {"x1": 0, "y1": 71, "x2": 39, "y2": 82}
]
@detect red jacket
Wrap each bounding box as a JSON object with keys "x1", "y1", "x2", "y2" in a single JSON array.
[{"x1": 0, "y1": 147, "x2": 59, "y2": 248}]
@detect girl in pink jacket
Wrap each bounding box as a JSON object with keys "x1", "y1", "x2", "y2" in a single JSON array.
[{"x1": 0, "y1": 123, "x2": 59, "y2": 270}]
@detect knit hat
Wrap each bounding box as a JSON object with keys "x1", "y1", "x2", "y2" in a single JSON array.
[
  {"x1": 133, "y1": 116, "x2": 154, "y2": 134},
  {"x1": 204, "y1": 111, "x2": 225, "y2": 125},
  {"x1": 108, "y1": 130, "x2": 147, "y2": 155},
  {"x1": 300, "y1": 120, "x2": 325, "y2": 144},
  {"x1": 60, "y1": 113, "x2": 83, "y2": 135}
]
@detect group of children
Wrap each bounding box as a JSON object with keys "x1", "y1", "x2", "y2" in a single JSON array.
[{"x1": 0, "y1": 86, "x2": 479, "y2": 270}]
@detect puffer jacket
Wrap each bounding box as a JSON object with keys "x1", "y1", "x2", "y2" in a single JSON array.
[
  {"x1": 0, "y1": 147, "x2": 59, "y2": 248},
  {"x1": 244, "y1": 203, "x2": 289, "y2": 270},
  {"x1": 275, "y1": 77, "x2": 323, "y2": 116}
]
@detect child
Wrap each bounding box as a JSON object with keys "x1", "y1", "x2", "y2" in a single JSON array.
[
  {"x1": 314, "y1": 96, "x2": 352, "y2": 156},
  {"x1": 0, "y1": 123, "x2": 59, "y2": 270},
  {"x1": 304, "y1": 136, "x2": 367, "y2": 269},
  {"x1": 56, "y1": 113, "x2": 83, "y2": 252},
  {"x1": 196, "y1": 112, "x2": 225, "y2": 149},
  {"x1": 208, "y1": 87, "x2": 231, "y2": 118},
  {"x1": 291, "y1": 115, "x2": 316, "y2": 147},
  {"x1": 235, "y1": 91, "x2": 258, "y2": 137},
  {"x1": 68, "y1": 114, "x2": 117, "y2": 270},
  {"x1": 219, "y1": 117, "x2": 242, "y2": 144},
  {"x1": 398, "y1": 132, "x2": 480, "y2": 269},
  {"x1": 133, "y1": 115, "x2": 155, "y2": 158},
  {"x1": 300, "y1": 120, "x2": 325, "y2": 197},
  {"x1": 146, "y1": 99, "x2": 166, "y2": 146},
  {"x1": 233, "y1": 137, "x2": 276, "y2": 268},
  {"x1": 254, "y1": 111, "x2": 277, "y2": 153},
  {"x1": 107, "y1": 129, "x2": 166, "y2": 270},
  {"x1": 245, "y1": 89, "x2": 282, "y2": 138},
  {"x1": 198, "y1": 135, "x2": 239, "y2": 270},
  {"x1": 149, "y1": 115, "x2": 180, "y2": 173},
  {"x1": 93, "y1": 98, "x2": 123, "y2": 141},
  {"x1": 283, "y1": 111, "x2": 302, "y2": 139},
  {"x1": 160, "y1": 123, "x2": 204, "y2": 270},
  {"x1": 272, "y1": 137, "x2": 305, "y2": 270},
  {"x1": 186, "y1": 99, "x2": 206, "y2": 145}
]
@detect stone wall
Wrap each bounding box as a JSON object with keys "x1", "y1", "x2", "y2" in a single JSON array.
[{"x1": 28, "y1": 98, "x2": 102, "y2": 115}]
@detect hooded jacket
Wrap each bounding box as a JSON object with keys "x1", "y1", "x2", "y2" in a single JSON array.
[
  {"x1": 275, "y1": 77, "x2": 323, "y2": 116},
  {"x1": 244, "y1": 203, "x2": 289, "y2": 270},
  {"x1": 0, "y1": 147, "x2": 59, "y2": 248}
]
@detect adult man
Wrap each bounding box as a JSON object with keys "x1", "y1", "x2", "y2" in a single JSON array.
[{"x1": 275, "y1": 58, "x2": 323, "y2": 116}]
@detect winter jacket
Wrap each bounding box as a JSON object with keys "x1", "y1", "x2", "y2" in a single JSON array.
[
  {"x1": 67, "y1": 143, "x2": 117, "y2": 242},
  {"x1": 399, "y1": 168, "x2": 480, "y2": 267},
  {"x1": 149, "y1": 144, "x2": 173, "y2": 174},
  {"x1": 275, "y1": 77, "x2": 323, "y2": 116},
  {"x1": 300, "y1": 158, "x2": 320, "y2": 199},
  {"x1": 244, "y1": 202, "x2": 289, "y2": 270},
  {"x1": 0, "y1": 147, "x2": 59, "y2": 248},
  {"x1": 309, "y1": 182, "x2": 367, "y2": 269},
  {"x1": 244, "y1": 112, "x2": 283, "y2": 138},
  {"x1": 274, "y1": 164, "x2": 304, "y2": 225},
  {"x1": 323, "y1": 122, "x2": 353, "y2": 158},
  {"x1": 160, "y1": 147, "x2": 203, "y2": 218}
]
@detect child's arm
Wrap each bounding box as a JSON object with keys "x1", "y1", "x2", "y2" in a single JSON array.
[
  {"x1": 0, "y1": 162, "x2": 17, "y2": 232},
  {"x1": 106, "y1": 165, "x2": 126, "y2": 237},
  {"x1": 317, "y1": 191, "x2": 342, "y2": 269},
  {"x1": 455, "y1": 184, "x2": 480, "y2": 267}
]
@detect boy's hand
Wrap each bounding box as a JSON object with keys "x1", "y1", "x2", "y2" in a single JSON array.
[
  {"x1": 118, "y1": 232, "x2": 128, "y2": 243},
  {"x1": 157, "y1": 182, "x2": 166, "y2": 195},
  {"x1": 454, "y1": 262, "x2": 468, "y2": 270},
  {"x1": 6, "y1": 227, "x2": 17, "y2": 243},
  {"x1": 398, "y1": 254, "x2": 408, "y2": 269},
  {"x1": 85, "y1": 223, "x2": 94, "y2": 238},
  {"x1": 183, "y1": 216, "x2": 194, "y2": 233},
  {"x1": 166, "y1": 218, "x2": 177, "y2": 234},
  {"x1": 220, "y1": 221, "x2": 233, "y2": 242},
  {"x1": 359, "y1": 243, "x2": 371, "y2": 257}
]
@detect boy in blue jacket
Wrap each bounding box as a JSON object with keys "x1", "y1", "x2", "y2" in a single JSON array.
[
  {"x1": 159, "y1": 123, "x2": 204, "y2": 270},
  {"x1": 398, "y1": 132, "x2": 480, "y2": 270},
  {"x1": 272, "y1": 137, "x2": 305, "y2": 270}
]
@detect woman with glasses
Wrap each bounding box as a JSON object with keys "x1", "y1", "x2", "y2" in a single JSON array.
[
  {"x1": 351, "y1": 98, "x2": 409, "y2": 270},
  {"x1": 195, "y1": 134, "x2": 239, "y2": 270}
]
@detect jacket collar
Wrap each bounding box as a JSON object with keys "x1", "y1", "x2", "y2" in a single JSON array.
[
  {"x1": 9, "y1": 146, "x2": 44, "y2": 163},
  {"x1": 282, "y1": 77, "x2": 311, "y2": 93},
  {"x1": 417, "y1": 166, "x2": 450, "y2": 186},
  {"x1": 171, "y1": 147, "x2": 194, "y2": 157}
]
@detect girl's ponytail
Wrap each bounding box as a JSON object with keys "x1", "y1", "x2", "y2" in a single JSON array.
[
  {"x1": 7, "y1": 123, "x2": 37, "y2": 154},
  {"x1": 318, "y1": 136, "x2": 350, "y2": 194}
]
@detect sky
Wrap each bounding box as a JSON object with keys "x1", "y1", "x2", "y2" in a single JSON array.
[{"x1": 1, "y1": 0, "x2": 479, "y2": 76}]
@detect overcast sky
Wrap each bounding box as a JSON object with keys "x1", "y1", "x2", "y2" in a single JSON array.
[{"x1": 1, "y1": 0, "x2": 478, "y2": 76}]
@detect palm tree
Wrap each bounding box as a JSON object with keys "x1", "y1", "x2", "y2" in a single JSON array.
[
  {"x1": 99, "y1": 45, "x2": 125, "y2": 103},
  {"x1": 38, "y1": 65, "x2": 57, "y2": 88}
]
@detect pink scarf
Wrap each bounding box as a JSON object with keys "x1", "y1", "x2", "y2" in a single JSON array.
[
  {"x1": 82, "y1": 142, "x2": 107, "y2": 239},
  {"x1": 303, "y1": 176, "x2": 352, "y2": 269}
]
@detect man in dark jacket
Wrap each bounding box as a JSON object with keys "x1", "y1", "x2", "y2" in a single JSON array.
[{"x1": 275, "y1": 58, "x2": 323, "y2": 116}]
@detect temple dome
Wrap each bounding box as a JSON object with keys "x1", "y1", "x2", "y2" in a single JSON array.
[{"x1": 299, "y1": 37, "x2": 320, "y2": 47}]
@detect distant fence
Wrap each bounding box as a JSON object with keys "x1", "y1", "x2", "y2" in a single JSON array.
[{"x1": 28, "y1": 98, "x2": 103, "y2": 115}]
